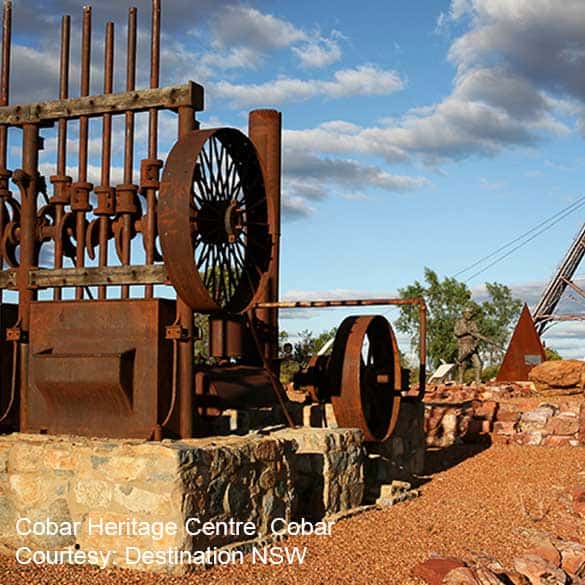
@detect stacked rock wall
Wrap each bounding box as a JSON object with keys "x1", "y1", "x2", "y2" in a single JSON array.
[
  {"x1": 423, "y1": 384, "x2": 585, "y2": 448},
  {"x1": 0, "y1": 430, "x2": 366, "y2": 574}
]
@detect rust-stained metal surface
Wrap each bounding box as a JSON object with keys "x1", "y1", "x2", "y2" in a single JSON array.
[
  {"x1": 496, "y1": 304, "x2": 546, "y2": 382},
  {"x1": 27, "y1": 300, "x2": 176, "y2": 438}
]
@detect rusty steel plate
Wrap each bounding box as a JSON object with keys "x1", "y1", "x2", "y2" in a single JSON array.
[
  {"x1": 158, "y1": 128, "x2": 272, "y2": 313},
  {"x1": 329, "y1": 315, "x2": 402, "y2": 442},
  {"x1": 496, "y1": 304, "x2": 546, "y2": 382}
]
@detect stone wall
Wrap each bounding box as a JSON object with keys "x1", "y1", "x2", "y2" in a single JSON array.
[
  {"x1": 492, "y1": 401, "x2": 583, "y2": 446},
  {"x1": 0, "y1": 427, "x2": 366, "y2": 574},
  {"x1": 273, "y1": 428, "x2": 364, "y2": 520},
  {"x1": 422, "y1": 384, "x2": 585, "y2": 448}
]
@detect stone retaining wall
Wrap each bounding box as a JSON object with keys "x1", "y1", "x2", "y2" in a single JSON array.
[
  {"x1": 0, "y1": 428, "x2": 363, "y2": 574},
  {"x1": 210, "y1": 400, "x2": 426, "y2": 485}
]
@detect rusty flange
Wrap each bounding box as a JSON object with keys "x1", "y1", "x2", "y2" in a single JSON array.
[
  {"x1": 158, "y1": 128, "x2": 272, "y2": 313},
  {"x1": 329, "y1": 315, "x2": 402, "y2": 442}
]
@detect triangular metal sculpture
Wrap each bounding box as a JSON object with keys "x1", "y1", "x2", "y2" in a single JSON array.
[
  {"x1": 496, "y1": 304, "x2": 546, "y2": 382},
  {"x1": 533, "y1": 222, "x2": 585, "y2": 334}
]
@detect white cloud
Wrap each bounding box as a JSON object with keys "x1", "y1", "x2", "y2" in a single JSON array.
[
  {"x1": 286, "y1": 0, "x2": 585, "y2": 168},
  {"x1": 293, "y1": 35, "x2": 342, "y2": 68},
  {"x1": 212, "y1": 65, "x2": 404, "y2": 108},
  {"x1": 282, "y1": 194, "x2": 314, "y2": 220},
  {"x1": 211, "y1": 6, "x2": 307, "y2": 51},
  {"x1": 285, "y1": 148, "x2": 428, "y2": 192}
]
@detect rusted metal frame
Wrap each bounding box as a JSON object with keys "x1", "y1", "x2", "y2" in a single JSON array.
[
  {"x1": 117, "y1": 6, "x2": 137, "y2": 300},
  {"x1": 142, "y1": 0, "x2": 161, "y2": 299},
  {"x1": 561, "y1": 276, "x2": 585, "y2": 299},
  {"x1": 50, "y1": 15, "x2": 71, "y2": 301},
  {"x1": 248, "y1": 110, "x2": 281, "y2": 372},
  {"x1": 245, "y1": 310, "x2": 296, "y2": 428},
  {"x1": 255, "y1": 297, "x2": 428, "y2": 398},
  {"x1": 535, "y1": 313, "x2": 585, "y2": 322},
  {"x1": 96, "y1": 21, "x2": 115, "y2": 300},
  {"x1": 0, "y1": 83, "x2": 204, "y2": 126},
  {"x1": 74, "y1": 6, "x2": 92, "y2": 300},
  {"x1": 0, "y1": 1, "x2": 11, "y2": 303},
  {"x1": 176, "y1": 105, "x2": 196, "y2": 439}
]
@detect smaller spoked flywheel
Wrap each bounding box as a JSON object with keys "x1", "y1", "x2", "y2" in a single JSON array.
[
  {"x1": 158, "y1": 128, "x2": 272, "y2": 313},
  {"x1": 329, "y1": 315, "x2": 402, "y2": 442}
]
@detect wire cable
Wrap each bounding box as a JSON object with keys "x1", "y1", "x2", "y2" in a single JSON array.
[
  {"x1": 453, "y1": 195, "x2": 585, "y2": 278},
  {"x1": 464, "y1": 199, "x2": 585, "y2": 283}
]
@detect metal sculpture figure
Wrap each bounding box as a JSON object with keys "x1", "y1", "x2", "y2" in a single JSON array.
[{"x1": 454, "y1": 305, "x2": 483, "y2": 385}]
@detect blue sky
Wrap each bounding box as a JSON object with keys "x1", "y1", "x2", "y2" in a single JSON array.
[{"x1": 7, "y1": 0, "x2": 585, "y2": 358}]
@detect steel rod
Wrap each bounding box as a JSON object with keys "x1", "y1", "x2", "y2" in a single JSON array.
[
  {"x1": 0, "y1": 0, "x2": 11, "y2": 165},
  {"x1": 19, "y1": 124, "x2": 41, "y2": 431},
  {"x1": 52, "y1": 14, "x2": 70, "y2": 300},
  {"x1": 0, "y1": 0, "x2": 11, "y2": 304},
  {"x1": 177, "y1": 105, "x2": 196, "y2": 439},
  {"x1": 144, "y1": 0, "x2": 160, "y2": 298},
  {"x1": 121, "y1": 6, "x2": 136, "y2": 299},
  {"x1": 254, "y1": 298, "x2": 425, "y2": 309},
  {"x1": 75, "y1": 5, "x2": 91, "y2": 299},
  {"x1": 98, "y1": 21, "x2": 114, "y2": 300}
]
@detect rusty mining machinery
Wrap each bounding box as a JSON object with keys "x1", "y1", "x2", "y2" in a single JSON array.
[{"x1": 0, "y1": 1, "x2": 426, "y2": 443}]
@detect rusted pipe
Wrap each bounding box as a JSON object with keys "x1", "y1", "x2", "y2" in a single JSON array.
[
  {"x1": 248, "y1": 110, "x2": 281, "y2": 371},
  {"x1": 144, "y1": 0, "x2": 160, "y2": 299},
  {"x1": 18, "y1": 124, "x2": 40, "y2": 431},
  {"x1": 75, "y1": 5, "x2": 91, "y2": 300},
  {"x1": 120, "y1": 6, "x2": 137, "y2": 300},
  {"x1": 52, "y1": 14, "x2": 70, "y2": 300},
  {"x1": 0, "y1": 0, "x2": 11, "y2": 304},
  {"x1": 97, "y1": 21, "x2": 114, "y2": 300},
  {"x1": 176, "y1": 105, "x2": 195, "y2": 439},
  {"x1": 0, "y1": 0, "x2": 11, "y2": 164}
]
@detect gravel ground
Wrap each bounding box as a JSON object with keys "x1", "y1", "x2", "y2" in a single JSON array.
[{"x1": 1, "y1": 442, "x2": 584, "y2": 585}]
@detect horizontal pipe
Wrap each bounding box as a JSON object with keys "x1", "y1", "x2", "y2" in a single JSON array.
[{"x1": 254, "y1": 298, "x2": 425, "y2": 309}]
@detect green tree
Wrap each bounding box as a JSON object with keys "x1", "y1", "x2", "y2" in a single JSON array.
[
  {"x1": 396, "y1": 268, "x2": 471, "y2": 369},
  {"x1": 396, "y1": 268, "x2": 522, "y2": 370},
  {"x1": 545, "y1": 346, "x2": 562, "y2": 361},
  {"x1": 279, "y1": 327, "x2": 337, "y2": 384},
  {"x1": 292, "y1": 327, "x2": 337, "y2": 364},
  {"x1": 476, "y1": 282, "x2": 522, "y2": 365}
]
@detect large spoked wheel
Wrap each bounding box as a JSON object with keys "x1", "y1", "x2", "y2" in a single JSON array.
[
  {"x1": 158, "y1": 128, "x2": 272, "y2": 313},
  {"x1": 329, "y1": 315, "x2": 402, "y2": 442}
]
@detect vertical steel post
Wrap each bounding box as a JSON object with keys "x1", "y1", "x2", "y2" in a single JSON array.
[
  {"x1": 51, "y1": 15, "x2": 70, "y2": 301},
  {"x1": 248, "y1": 109, "x2": 281, "y2": 369},
  {"x1": 177, "y1": 106, "x2": 195, "y2": 438},
  {"x1": 144, "y1": 0, "x2": 160, "y2": 299},
  {"x1": 0, "y1": 0, "x2": 11, "y2": 305},
  {"x1": 97, "y1": 21, "x2": 114, "y2": 300},
  {"x1": 120, "y1": 6, "x2": 137, "y2": 300},
  {"x1": 75, "y1": 6, "x2": 91, "y2": 300},
  {"x1": 18, "y1": 123, "x2": 40, "y2": 430}
]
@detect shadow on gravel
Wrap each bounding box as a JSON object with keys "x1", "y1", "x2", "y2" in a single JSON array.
[{"x1": 423, "y1": 435, "x2": 493, "y2": 477}]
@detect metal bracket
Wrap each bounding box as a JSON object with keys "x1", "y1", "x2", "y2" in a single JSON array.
[
  {"x1": 6, "y1": 324, "x2": 26, "y2": 342},
  {"x1": 165, "y1": 322, "x2": 202, "y2": 341}
]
